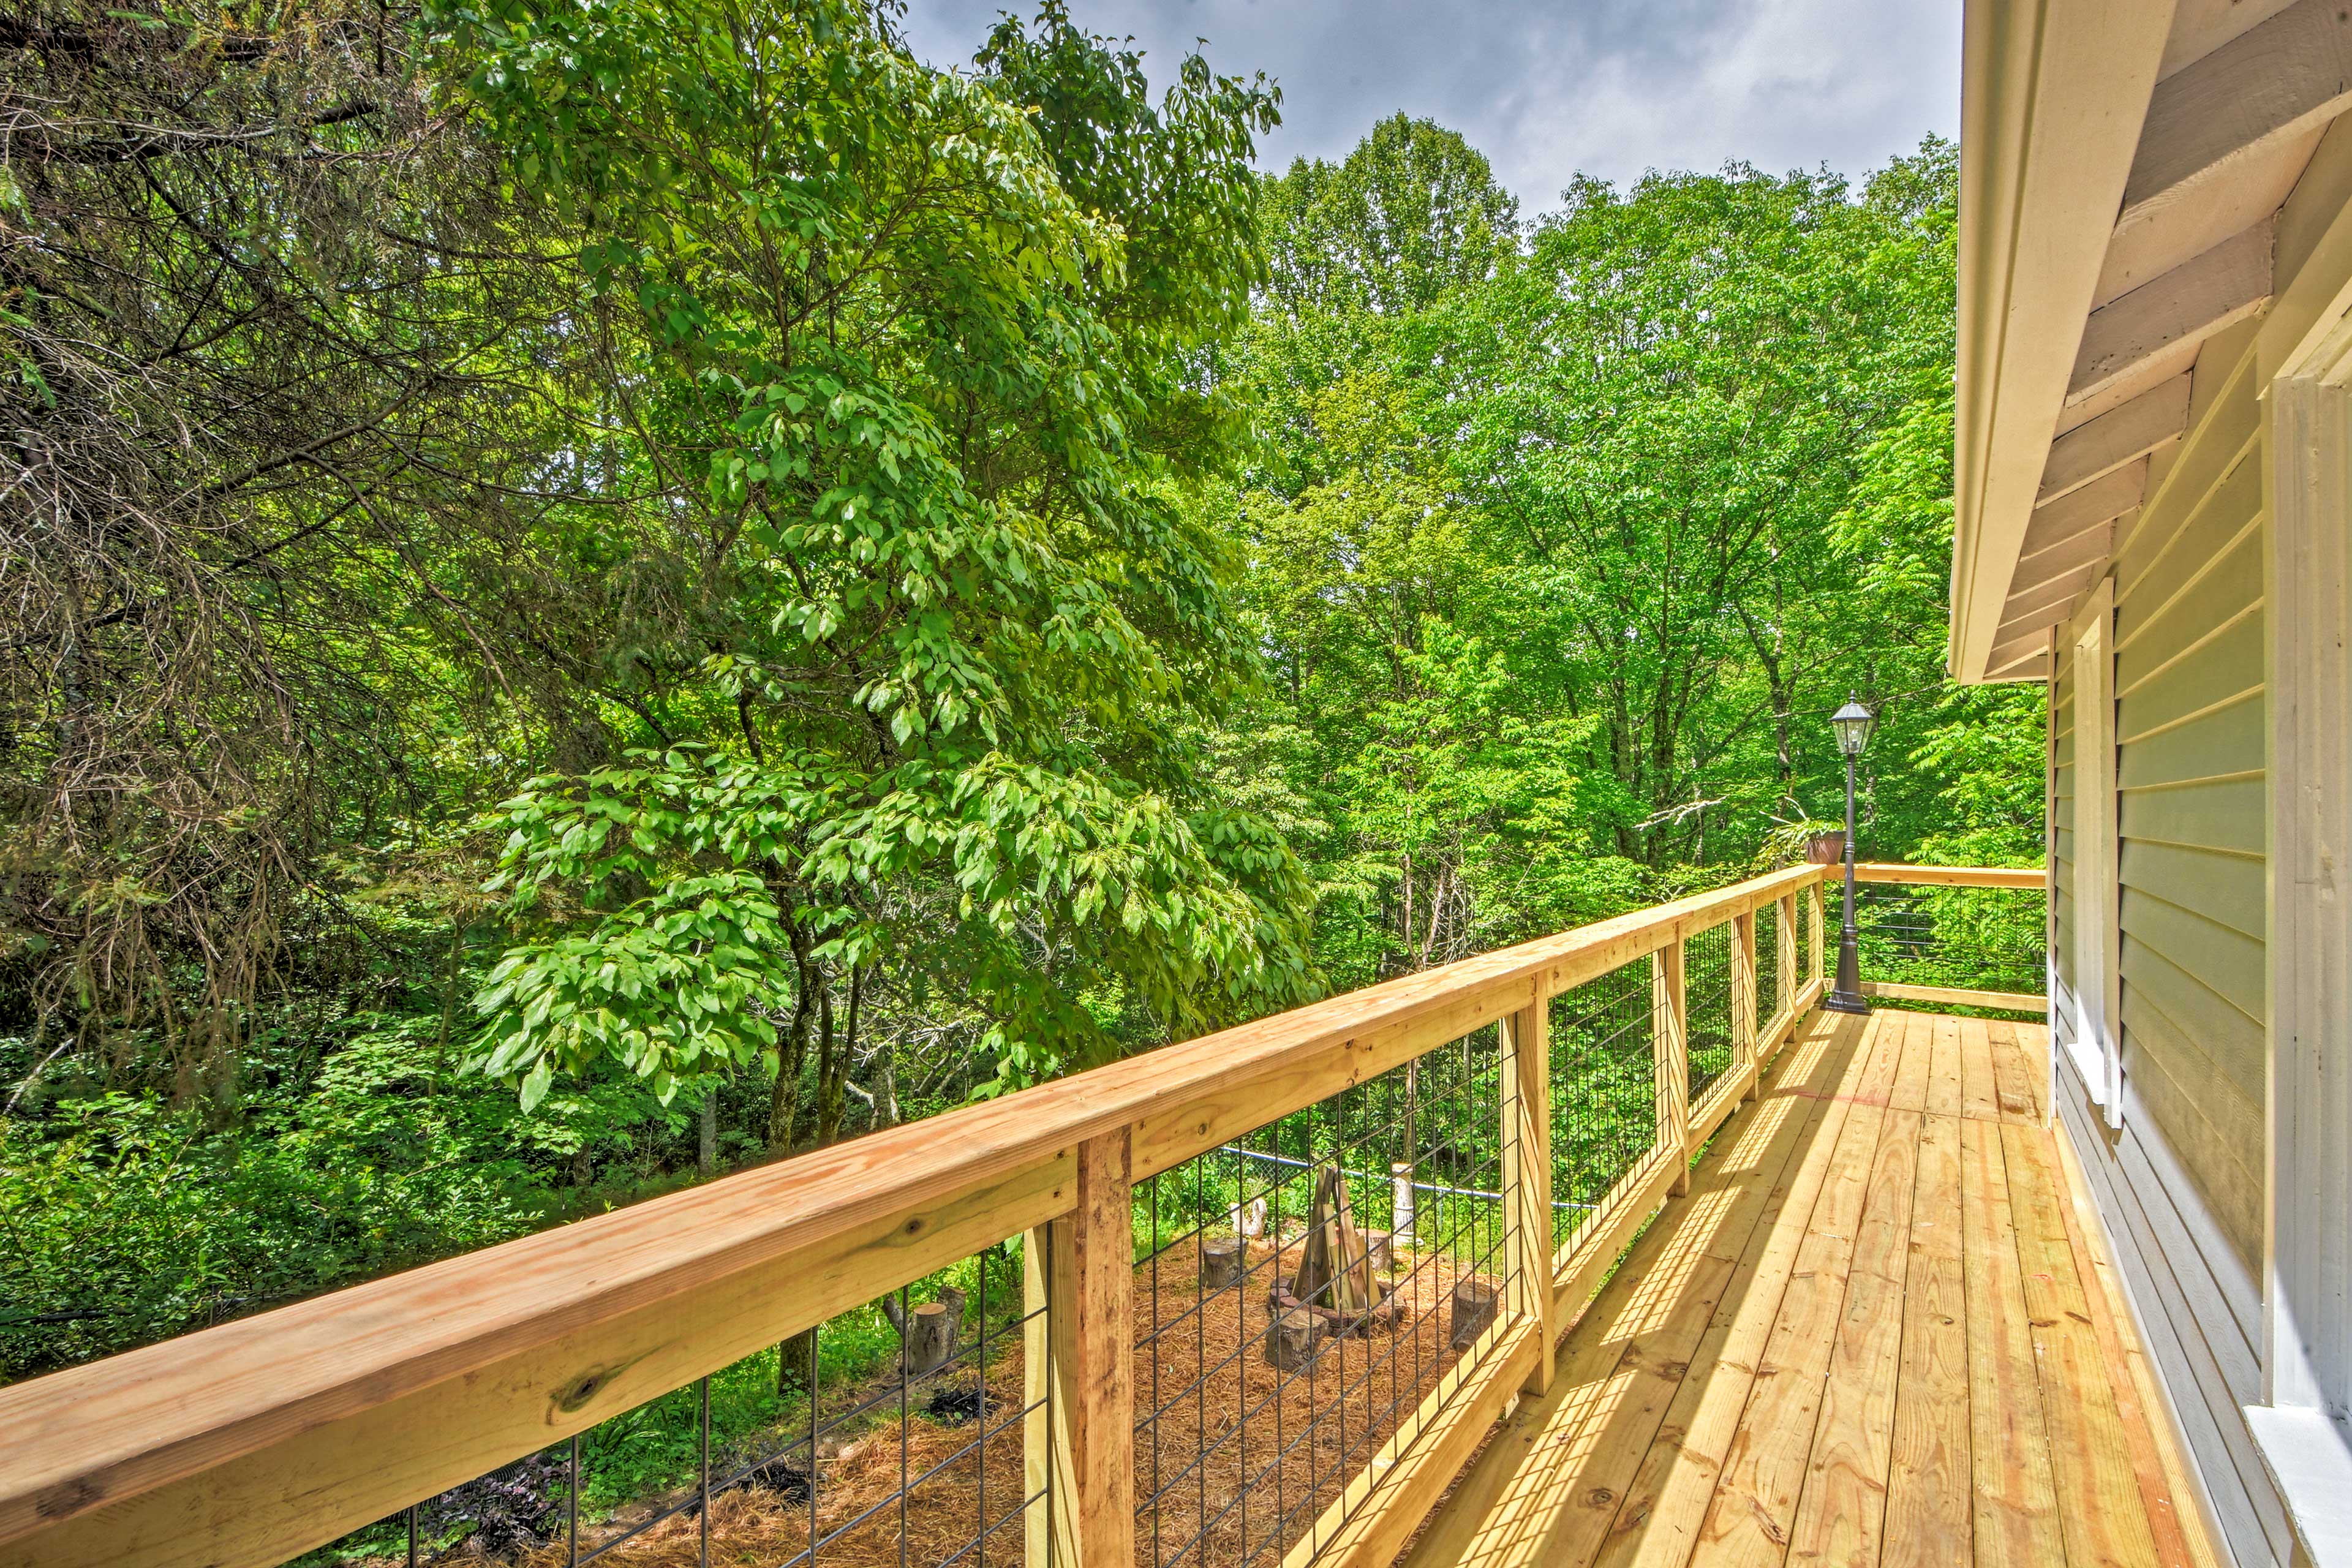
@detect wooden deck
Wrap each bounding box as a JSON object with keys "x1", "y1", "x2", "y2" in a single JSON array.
[{"x1": 1406, "y1": 1007, "x2": 2218, "y2": 1568}]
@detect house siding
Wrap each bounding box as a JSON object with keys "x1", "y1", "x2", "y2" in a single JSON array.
[
  {"x1": 2045, "y1": 345, "x2": 2291, "y2": 1567},
  {"x1": 2109, "y1": 407, "x2": 2266, "y2": 1276}
]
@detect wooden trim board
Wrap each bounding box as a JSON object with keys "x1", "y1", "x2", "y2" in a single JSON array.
[{"x1": 1864, "y1": 982, "x2": 2051, "y2": 1014}]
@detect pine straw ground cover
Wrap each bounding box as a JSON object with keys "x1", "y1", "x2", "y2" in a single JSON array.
[{"x1": 443, "y1": 1239, "x2": 1489, "y2": 1568}]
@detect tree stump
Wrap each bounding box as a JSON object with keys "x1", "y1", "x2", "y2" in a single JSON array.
[
  {"x1": 1264, "y1": 1306, "x2": 1317, "y2": 1371},
  {"x1": 884, "y1": 1287, "x2": 965, "y2": 1376},
  {"x1": 1201, "y1": 1234, "x2": 1246, "y2": 1289},
  {"x1": 1449, "y1": 1279, "x2": 1498, "y2": 1351},
  {"x1": 1365, "y1": 1230, "x2": 1393, "y2": 1273}
]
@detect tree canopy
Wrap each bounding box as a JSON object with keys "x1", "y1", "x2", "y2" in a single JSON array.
[
  {"x1": 0, "y1": 1, "x2": 2038, "y2": 1378},
  {"x1": 1215, "y1": 123, "x2": 2035, "y2": 991}
]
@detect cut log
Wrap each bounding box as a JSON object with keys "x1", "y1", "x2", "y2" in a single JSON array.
[
  {"x1": 1449, "y1": 1278, "x2": 1498, "y2": 1351},
  {"x1": 883, "y1": 1287, "x2": 965, "y2": 1376},
  {"x1": 1264, "y1": 1306, "x2": 1317, "y2": 1371},
  {"x1": 1365, "y1": 1230, "x2": 1393, "y2": 1273},
  {"x1": 1201, "y1": 1235, "x2": 1246, "y2": 1290},
  {"x1": 906, "y1": 1303, "x2": 956, "y2": 1374}
]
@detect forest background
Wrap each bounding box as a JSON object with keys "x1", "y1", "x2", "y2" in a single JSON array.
[{"x1": 0, "y1": 0, "x2": 2040, "y2": 1382}]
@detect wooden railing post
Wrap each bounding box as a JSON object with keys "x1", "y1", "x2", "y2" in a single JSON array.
[
  {"x1": 1501, "y1": 993, "x2": 1555, "y2": 1395},
  {"x1": 1654, "y1": 939, "x2": 1690, "y2": 1196},
  {"x1": 1025, "y1": 1130, "x2": 1134, "y2": 1568},
  {"x1": 1733, "y1": 909, "x2": 1758, "y2": 1102}
]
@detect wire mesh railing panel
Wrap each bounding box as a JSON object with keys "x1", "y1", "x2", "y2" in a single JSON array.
[
  {"x1": 1548, "y1": 954, "x2": 1661, "y2": 1261},
  {"x1": 1683, "y1": 922, "x2": 1736, "y2": 1107},
  {"x1": 1856, "y1": 883, "x2": 2048, "y2": 1000},
  {"x1": 1754, "y1": 906, "x2": 1780, "y2": 1030},
  {"x1": 306, "y1": 1245, "x2": 1047, "y2": 1568},
  {"x1": 1128, "y1": 1028, "x2": 1514, "y2": 1567},
  {"x1": 1795, "y1": 887, "x2": 1812, "y2": 986}
]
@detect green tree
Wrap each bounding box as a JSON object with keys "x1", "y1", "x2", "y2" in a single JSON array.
[{"x1": 435, "y1": 0, "x2": 1318, "y2": 1130}]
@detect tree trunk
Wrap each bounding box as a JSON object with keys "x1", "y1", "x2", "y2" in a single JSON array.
[
  {"x1": 771, "y1": 925, "x2": 820, "y2": 1396},
  {"x1": 883, "y1": 1287, "x2": 965, "y2": 1376},
  {"x1": 1399, "y1": 1054, "x2": 1420, "y2": 1247},
  {"x1": 766, "y1": 929, "x2": 818, "y2": 1153},
  {"x1": 433, "y1": 918, "x2": 465, "y2": 1084},
  {"x1": 813, "y1": 981, "x2": 842, "y2": 1148},
  {"x1": 870, "y1": 1021, "x2": 900, "y2": 1130},
  {"x1": 698, "y1": 1090, "x2": 717, "y2": 1178},
  {"x1": 816, "y1": 964, "x2": 861, "y2": 1148},
  {"x1": 777, "y1": 1325, "x2": 816, "y2": 1398}
]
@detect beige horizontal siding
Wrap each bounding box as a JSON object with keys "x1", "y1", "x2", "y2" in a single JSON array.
[
  {"x1": 2110, "y1": 429, "x2": 2266, "y2": 1275},
  {"x1": 2120, "y1": 838, "x2": 2263, "y2": 941}
]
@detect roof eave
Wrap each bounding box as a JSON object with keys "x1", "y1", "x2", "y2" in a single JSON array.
[{"x1": 1951, "y1": 0, "x2": 2175, "y2": 682}]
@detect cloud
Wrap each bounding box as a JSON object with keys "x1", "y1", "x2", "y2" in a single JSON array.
[{"x1": 892, "y1": 0, "x2": 1959, "y2": 216}]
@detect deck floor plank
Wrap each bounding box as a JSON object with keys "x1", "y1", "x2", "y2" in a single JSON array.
[
  {"x1": 1883, "y1": 1109, "x2": 1971, "y2": 1568},
  {"x1": 2000, "y1": 1120, "x2": 2165, "y2": 1568},
  {"x1": 1404, "y1": 1011, "x2": 2208, "y2": 1568},
  {"x1": 1401, "y1": 1015, "x2": 1859, "y2": 1568},
  {"x1": 1987, "y1": 1021, "x2": 2042, "y2": 1124},
  {"x1": 1783, "y1": 1090, "x2": 1920, "y2": 1568},
  {"x1": 1684, "y1": 1011, "x2": 1908, "y2": 1568},
  {"x1": 1959, "y1": 1112, "x2": 2065, "y2": 1568},
  {"x1": 1584, "y1": 1020, "x2": 1871, "y2": 1568},
  {"x1": 1957, "y1": 1018, "x2": 2000, "y2": 1126},
  {"x1": 1888, "y1": 1009, "x2": 1931, "y2": 1115},
  {"x1": 1926, "y1": 1015, "x2": 1964, "y2": 1121}
]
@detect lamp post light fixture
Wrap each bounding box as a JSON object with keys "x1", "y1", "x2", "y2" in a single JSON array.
[{"x1": 1824, "y1": 694, "x2": 1877, "y2": 1016}]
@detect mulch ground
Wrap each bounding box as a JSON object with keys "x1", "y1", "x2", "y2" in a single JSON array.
[{"x1": 467, "y1": 1238, "x2": 1490, "y2": 1568}]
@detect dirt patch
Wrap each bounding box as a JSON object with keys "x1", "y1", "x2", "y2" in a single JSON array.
[{"x1": 415, "y1": 1240, "x2": 1491, "y2": 1568}]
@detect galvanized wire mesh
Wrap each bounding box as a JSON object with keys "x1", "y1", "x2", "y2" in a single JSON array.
[
  {"x1": 1754, "y1": 905, "x2": 1781, "y2": 1030},
  {"x1": 320, "y1": 1247, "x2": 1048, "y2": 1568},
  {"x1": 1683, "y1": 921, "x2": 1736, "y2": 1106},
  {"x1": 1856, "y1": 883, "x2": 2047, "y2": 998},
  {"x1": 1128, "y1": 1028, "x2": 1516, "y2": 1567},
  {"x1": 1547, "y1": 954, "x2": 1660, "y2": 1261},
  {"x1": 1794, "y1": 886, "x2": 1812, "y2": 986}
]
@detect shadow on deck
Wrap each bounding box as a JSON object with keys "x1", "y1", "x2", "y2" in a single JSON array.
[{"x1": 1406, "y1": 1007, "x2": 2217, "y2": 1568}]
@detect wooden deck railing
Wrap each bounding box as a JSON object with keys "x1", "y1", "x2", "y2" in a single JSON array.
[
  {"x1": 0, "y1": 862, "x2": 2044, "y2": 1568},
  {"x1": 1852, "y1": 862, "x2": 2049, "y2": 1016}
]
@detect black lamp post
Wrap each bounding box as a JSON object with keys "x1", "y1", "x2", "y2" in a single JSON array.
[{"x1": 1823, "y1": 694, "x2": 1876, "y2": 1016}]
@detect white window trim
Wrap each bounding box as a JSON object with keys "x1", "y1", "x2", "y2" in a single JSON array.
[
  {"x1": 2068, "y1": 581, "x2": 2123, "y2": 1129},
  {"x1": 2258, "y1": 349, "x2": 2352, "y2": 1566}
]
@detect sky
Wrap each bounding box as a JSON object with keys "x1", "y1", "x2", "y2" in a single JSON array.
[{"x1": 894, "y1": 0, "x2": 1961, "y2": 217}]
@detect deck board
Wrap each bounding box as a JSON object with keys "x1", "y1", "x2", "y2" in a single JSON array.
[
  {"x1": 1959, "y1": 1112, "x2": 2064, "y2": 1568},
  {"x1": 1882, "y1": 1109, "x2": 1970, "y2": 1568},
  {"x1": 1404, "y1": 1008, "x2": 2206, "y2": 1568},
  {"x1": 1585, "y1": 1017, "x2": 1865, "y2": 1568}
]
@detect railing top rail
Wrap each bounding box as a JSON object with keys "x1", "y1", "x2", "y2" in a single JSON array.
[
  {"x1": 1853, "y1": 862, "x2": 2045, "y2": 889},
  {"x1": 0, "y1": 859, "x2": 1841, "y2": 1566}
]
